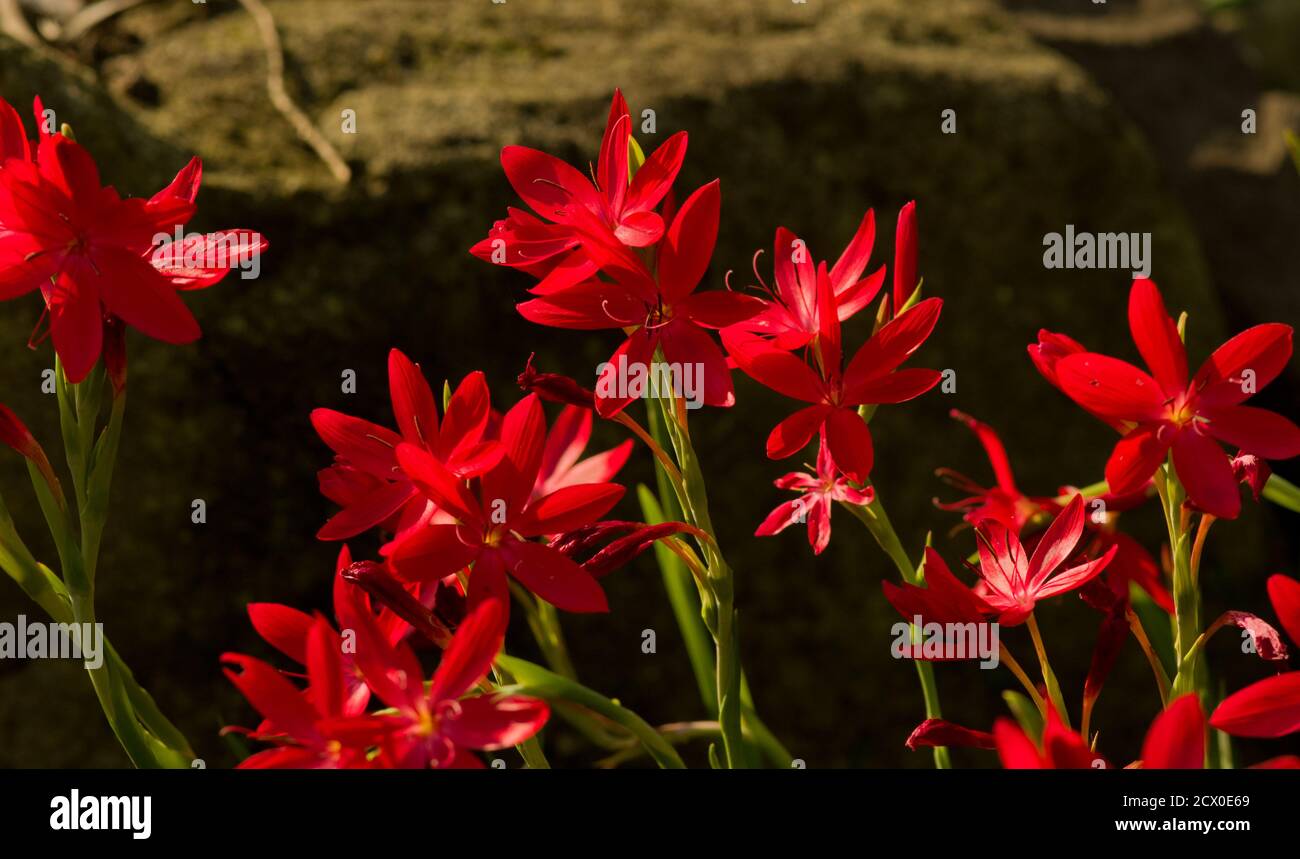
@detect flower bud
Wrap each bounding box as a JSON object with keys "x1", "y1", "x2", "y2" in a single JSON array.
[{"x1": 518, "y1": 353, "x2": 595, "y2": 409}]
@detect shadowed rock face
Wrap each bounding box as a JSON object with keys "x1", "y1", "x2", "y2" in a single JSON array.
[{"x1": 0, "y1": 0, "x2": 1293, "y2": 766}]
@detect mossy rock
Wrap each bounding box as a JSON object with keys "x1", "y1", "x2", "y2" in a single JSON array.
[{"x1": 0, "y1": 0, "x2": 1285, "y2": 767}]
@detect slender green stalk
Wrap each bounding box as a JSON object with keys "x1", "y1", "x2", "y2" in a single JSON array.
[
  {"x1": 497, "y1": 655, "x2": 686, "y2": 769},
  {"x1": 843, "y1": 497, "x2": 951, "y2": 768},
  {"x1": 1025, "y1": 613, "x2": 1069, "y2": 728}
]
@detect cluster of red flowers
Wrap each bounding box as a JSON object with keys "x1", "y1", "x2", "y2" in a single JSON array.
[
  {"x1": 0, "y1": 96, "x2": 265, "y2": 382},
  {"x1": 225, "y1": 89, "x2": 1300, "y2": 768},
  {"x1": 7, "y1": 84, "x2": 1294, "y2": 770}
]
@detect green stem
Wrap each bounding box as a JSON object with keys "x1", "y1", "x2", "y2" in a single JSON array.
[
  {"x1": 650, "y1": 391, "x2": 749, "y2": 767},
  {"x1": 497, "y1": 655, "x2": 686, "y2": 769},
  {"x1": 1026, "y1": 612, "x2": 1069, "y2": 728},
  {"x1": 843, "y1": 497, "x2": 951, "y2": 769}
]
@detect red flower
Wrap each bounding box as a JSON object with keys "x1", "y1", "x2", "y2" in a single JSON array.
[
  {"x1": 995, "y1": 694, "x2": 1205, "y2": 769},
  {"x1": 1211, "y1": 574, "x2": 1300, "y2": 738},
  {"x1": 733, "y1": 213, "x2": 885, "y2": 350},
  {"x1": 972, "y1": 494, "x2": 1117, "y2": 625},
  {"x1": 994, "y1": 706, "x2": 1107, "y2": 769},
  {"x1": 1046, "y1": 279, "x2": 1300, "y2": 518},
  {"x1": 882, "y1": 546, "x2": 993, "y2": 628},
  {"x1": 936, "y1": 409, "x2": 1055, "y2": 532},
  {"x1": 724, "y1": 271, "x2": 942, "y2": 483},
  {"x1": 356, "y1": 598, "x2": 549, "y2": 769},
  {"x1": 755, "y1": 437, "x2": 874, "y2": 555},
  {"x1": 384, "y1": 393, "x2": 622, "y2": 613},
  {"x1": 0, "y1": 97, "x2": 266, "y2": 382},
  {"x1": 518, "y1": 180, "x2": 763, "y2": 416},
  {"x1": 312, "y1": 351, "x2": 502, "y2": 540},
  {"x1": 472, "y1": 89, "x2": 687, "y2": 284},
  {"x1": 222, "y1": 615, "x2": 391, "y2": 769},
  {"x1": 937, "y1": 410, "x2": 1171, "y2": 611}
]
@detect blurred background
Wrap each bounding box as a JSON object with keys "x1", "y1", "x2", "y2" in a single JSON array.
[{"x1": 0, "y1": 0, "x2": 1298, "y2": 767}]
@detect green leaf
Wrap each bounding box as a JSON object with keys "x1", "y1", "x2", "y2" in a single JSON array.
[
  {"x1": 1262, "y1": 473, "x2": 1300, "y2": 513},
  {"x1": 1002, "y1": 690, "x2": 1044, "y2": 742}
]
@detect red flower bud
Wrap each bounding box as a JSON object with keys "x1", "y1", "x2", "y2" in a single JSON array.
[
  {"x1": 518, "y1": 353, "x2": 595, "y2": 409},
  {"x1": 341, "y1": 560, "x2": 453, "y2": 647},
  {"x1": 103, "y1": 318, "x2": 127, "y2": 398},
  {"x1": 892, "y1": 201, "x2": 917, "y2": 315},
  {"x1": 0, "y1": 404, "x2": 38, "y2": 459},
  {"x1": 1231, "y1": 451, "x2": 1271, "y2": 501}
]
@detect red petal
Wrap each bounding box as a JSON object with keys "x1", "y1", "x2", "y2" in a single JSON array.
[
  {"x1": 1201, "y1": 404, "x2": 1300, "y2": 460},
  {"x1": 1268, "y1": 574, "x2": 1300, "y2": 651},
  {"x1": 500, "y1": 538, "x2": 609, "y2": 612},
  {"x1": 1104, "y1": 425, "x2": 1169, "y2": 496},
  {"x1": 848, "y1": 368, "x2": 942, "y2": 405},
  {"x1": 1140, "y1": 693, "x2": 1204, "y2": 769},
  {"x1": 822, "y1": 407, "x2": 874, "y2": 484},
  {"x1": 311, "y1": 409, "x2": 401, "y2": 476},
  {"x1": 658, "y1": 319, "x2": 736, "y2": 408},
  {"x1": 440, "y1": 694, "x2": 549, "y2": 751},
  {"x1": 516, "y1": 482, "x2": 625, "y2": 536},
  {"x1": 500, "y1": 145, "x2": 601, "y2": 222},
  {"x1": 766, "y1": 405, "x2": 830, "y2": 460},
  {"x1": 841, "y1": 297, "x2": 942, "y2": 395},
  {"x1": 47, "y1": 275, "x2": 103, "y2": 384},
  {"x1": 1172, "y1": 428, "x2": 1239, "y2": 519},
  {"x1": 1193, "y1": 323, "x2": 1293, "y2": 408},
  {"x1": 317, "y1": 480, "x2": 417, "y2": 541},
  {"x1": 247, "y1": 603, "x2": 312, "y2": 665},
  {"x1": 430, "y1": 598, "x2": 507, "y2": 702},
  {"x1": 625, "y1": 131, "x2": 687, "y2": 215},
  {"x1": 384, "y1": 522, "x2": 480, "y2": 583},
  {"x1": 394, "y1": 443, "x2": 481, "y2": 525},
  {"x1": 993, "y1": 718, "x2": 1043, "y2": 769},
  {"x1": 830, "y1": 209, "x2": 877, "y2": 292},
  {"x1": 1055, "y1": 353, "x2": 1166, "y2": 422},
  {"x1": 723, "y1": 329, "x2": 824, "y2": 402},
  {"x1": 1127, "y1": 278, "x2": 1187, "y2": 395},
  {"x1": 1211, "y1": 672, "x2": 1300, "y2": 738},
  {"x1": 657, "y1": 180, "x2": 720, "y2": 304},
  {"x1": 388, "y1": 349, "x2": 438, "y2": 446},
  {"x1": 94, "y1": 247, "x2": 200, "y2": 344},
  {"x1": 222, "y1": 654, "x2": 321, "y2": 742}
]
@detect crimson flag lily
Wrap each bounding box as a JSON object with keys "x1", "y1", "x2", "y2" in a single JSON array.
[
  {"x1": 1045, "y1": 278, "x2": 1300, "y2": 518},
  {"x1": 972, "y1": 495, "x2": 1117, "y2": 625},
  {"x1": 724, "y1": 268, "x2": 942, "y2": 483},
  {"x1": 356, "y1": 598, "x2": 549, "y2": 769},
  {"x1": 222, "y1": 616, "x2": 391, "y2": 769},
  {"x1": 755, "y1": 437, "x2": 874, "y2": 555},
  {"x1": 517, "y1": 180, "x2": 764, "y2": 416},
  {"x1": 1211, "y1": 574, "x2": 1300, "y2": 738},
  {"x1": 994, "y1": 694, "x2": 1206, "y2": 769},
  {"x1": 937, "y1": 409, "x2": 1171, "y2": 611},
  {"x1": 312, "y1": 351, "x2": 502, "y2": 540},
  {"x1": 471, "y1": 89, "x2": 687, "y2": 288},
  {"x1": 0, "y1": 96, "x2": 266, "y2": 381},
  {"x1": 384, "y1": 393, "x2": 622, "y2": 612},
  {"x1": 734, "y1": 212, "x2": 885, "y2": 350}
]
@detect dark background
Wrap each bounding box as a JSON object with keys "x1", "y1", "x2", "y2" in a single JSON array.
[{"x1": 0, "y1": 0, "x2": 1298, "y2": 767}]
